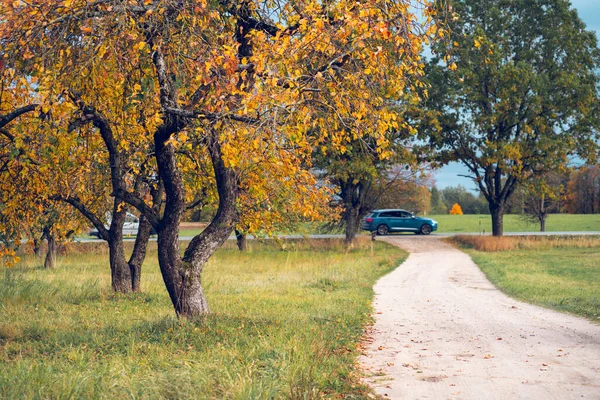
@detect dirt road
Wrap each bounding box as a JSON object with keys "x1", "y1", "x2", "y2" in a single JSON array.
[{"x1": 360, "y1": 236, "x2": 600, "y2": 399}]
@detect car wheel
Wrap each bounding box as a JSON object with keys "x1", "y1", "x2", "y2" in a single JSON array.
[
  {"x1": 376, "y1": 224, "x2": 389, "y2": 236},
  {"x1": 420, "y1": 224, "x2": 432, "y2": 235}
]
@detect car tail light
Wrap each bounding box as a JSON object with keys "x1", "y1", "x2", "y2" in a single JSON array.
[{"x1": 366, "y1": 218, "x2": 373, "y2": 223}]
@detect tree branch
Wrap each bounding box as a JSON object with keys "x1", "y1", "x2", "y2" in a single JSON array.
[
  {"x1": 112, "y1": 188, "x2": 160, "y2": 229},
  {"x1": 0, "y1": 104, "x2": 39, "y2": 129},
  {"x1": 51, "y1": 195, "x2": 109, "y2": 241}
]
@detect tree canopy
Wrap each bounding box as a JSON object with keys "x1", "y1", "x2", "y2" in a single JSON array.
[
  {"x1": 421, "y1": 0, "x2": 600, "y2": 235},
  {"x1": 0, "y1": 0, "x2": 444, "y2": 317}
]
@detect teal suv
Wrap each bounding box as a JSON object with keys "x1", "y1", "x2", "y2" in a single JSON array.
[{"x1": 361, "y1": 209, "x2": 438, "y2": 235}]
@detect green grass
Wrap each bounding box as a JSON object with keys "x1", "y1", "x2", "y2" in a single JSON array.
[
  {"x1": 431, "y1": 213, "x2": 600, "y2": 233},
  {"x1": 456, "y1": 240, "x2": 600, "y2": 321},
  {"x1": 0, "y1": 239, "x2": 406, "y2": 399}
]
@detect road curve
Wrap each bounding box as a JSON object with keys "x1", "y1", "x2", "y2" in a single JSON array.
[{"x1": 360, "y1": 236, "x2": 600, "y2": 400}]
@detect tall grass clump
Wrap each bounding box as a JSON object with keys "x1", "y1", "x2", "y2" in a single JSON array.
[{"x1": 451, "y1": 235, "x2": 600, "y2": 252}]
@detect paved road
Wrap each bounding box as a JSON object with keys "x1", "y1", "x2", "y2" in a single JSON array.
[
  {"x1": 74, "y1": 231, "x2": 600, "y2": 243},
  {"x1": 360, "y1": 236, "x2": 600, "y2": 400}
]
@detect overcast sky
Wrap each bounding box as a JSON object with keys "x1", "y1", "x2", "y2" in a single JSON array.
[{"x1": 433, "y1": 0, "x2": 600, "y2": 190}]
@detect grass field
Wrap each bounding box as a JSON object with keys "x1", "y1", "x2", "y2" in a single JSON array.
[
  {"x1": 451, "y1": 236, "x2": 600, "y2": 320},
  {"x1": 431, "y1": 213, "x2": 600, "y2": 234},
  {"x1": 0, "y1": 239, "x2": 406, "y2": 399}
]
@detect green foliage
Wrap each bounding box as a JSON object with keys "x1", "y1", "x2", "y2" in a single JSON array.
[
  {"x1": 430, "y1": 186, "x2": 447, "y2": 214},
  {"x1": 0, "y1": 240, "x2": 406, "y2": 398},
  {"x1": 423, "y1": 0, "x2": 600, "y2": 233},
  {"x1": 438, "y1": 185, "x2": 488, "y2": 214},
  {"x1": 459, "y1": 242, "x2": 600, "y2": 320}
]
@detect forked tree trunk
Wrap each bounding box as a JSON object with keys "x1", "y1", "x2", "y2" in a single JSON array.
[
  {"x1": 43, "y1": 228, "x2": 57, "y2": 269},
  {"x1": 490, "y1": 203, "x2": 504, "y2": 237},
  {"x1": 151, "y1": 130, "x2": 238, "y2": 318},
  {"x1": 157, "y1": 227, "x2": 211, "y2": 316}
]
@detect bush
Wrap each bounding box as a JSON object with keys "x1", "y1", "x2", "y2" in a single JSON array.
[{"x1": 449, "y1": 203, "x2": 463, "y2": 215}]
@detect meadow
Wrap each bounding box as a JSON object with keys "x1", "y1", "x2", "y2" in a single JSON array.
[
  {"x1": 451, "y1": 235, "x2": 600, "y2": 320},
  {"x1": 0, "y1": 239, "x2": 406, "y2": 399},
  {"x1": 431, "y1": 213, "x2": 600, "y2": 234}
]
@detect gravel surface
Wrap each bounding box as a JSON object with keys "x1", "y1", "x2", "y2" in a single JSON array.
[{"x1": 360, "y1": 235, "x2": 600, "y2": 400}]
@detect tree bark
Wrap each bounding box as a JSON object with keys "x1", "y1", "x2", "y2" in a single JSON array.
[
  {"x1": 128, "y1": 215, "x2": 153, "y2": 292},
  {"x1": 539, "y1": 194, "x2": 546, "y2": 232},
  {"x1": 344, "y1": 207, "x2": 360, "y2": 246},
  {"x1": 107, "y1": 208, "x2": 133, "y2": 293},
  {"x1": 43, "y1": 228, "x2": 56, "y2": 269},
  {"x1": 33, "y1": 236, "x2": 43, "y2": 258},
  {"x1": 340, "y1": 179, "x2": 368, "y2": 246},
  {"x1": 235, "y1": 229, "x2": 247, "y2": 251},
  {"x1": 151, "y1": 128, "x2": 238, "y2": 318},
  {"x1": 490, "y1": 203, "x2": 504, "y2": 237}
]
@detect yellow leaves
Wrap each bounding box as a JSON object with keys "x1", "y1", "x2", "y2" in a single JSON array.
[
  {"x1": 134, "y1": 42, "x2": 146, "y2": 52},
  {"x1": 0, "y1": 247, "x2": 20, "y2": 268},
  {"x1": 448, "y1": 62, "x2": 458, "y2": 71}
]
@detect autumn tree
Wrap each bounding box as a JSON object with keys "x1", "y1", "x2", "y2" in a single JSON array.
[
  {"x1": 449, "y1": 203, "x2": 463, "y2": 215},
  {"x1": 0, "y1": 57, "x2": 160, "y2": 291},
  {"x1": 370, "y1": 166, "x2": 434, "y2": 214},
  {"x1": 1, "y1": 0, "x2": 445, "y2": 317},
  {"x1": 422, "y1": 0, "x2": 600, "y2": 235},
  {"x1": 521, "y1": 171, "x2": 567, "y2": 232},
  {"x1": 565, "y1": 165, "x2": 600, "y2": 214}
]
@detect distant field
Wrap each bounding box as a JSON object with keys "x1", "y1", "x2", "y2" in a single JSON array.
[
  {"x1": 452, "y1": 235, "x2": 600, "y2": 320},
  {"x1": 0, "y1": 239, "x2": 406, "y2": 398},
  {"x1": 431, "y1": 213, "x2": 600, "y2": 234}
]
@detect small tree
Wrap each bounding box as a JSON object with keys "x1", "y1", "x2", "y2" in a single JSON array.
[
  {"x1": 522, "y1": 172, "x2": 567, "y2": 231},
  {"x1": 449, "y1": 203, "x2": 463, "y2": 215}
]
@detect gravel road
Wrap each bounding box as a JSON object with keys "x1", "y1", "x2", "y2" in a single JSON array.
[{"x1": 360, "y1": 235, "x2": 600, "y2": 400}]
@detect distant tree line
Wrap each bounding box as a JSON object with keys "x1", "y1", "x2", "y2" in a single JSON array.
[{"x1": 425, "y1": 165, "x2": 600, "y2": 216}]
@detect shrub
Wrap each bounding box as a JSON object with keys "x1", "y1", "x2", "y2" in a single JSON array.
[{"x1": 449, "y1": 203, "x2": 463, "y2": 215}]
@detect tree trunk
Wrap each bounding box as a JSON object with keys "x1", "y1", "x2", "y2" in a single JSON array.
[
  {"x1": 344, "y1": 207, "x2": 360, "y2": 246},
  {"x1": 539, "y1": 214, "x2": 547, "y2": 232},
  {"x1": 107, "y1": 207, "x2": 133, "y2": 293},
  {"x1": 32, "y1": 232, "x2": 43, "y2": 258},
  {"x1": 539, "y1": 194, "x2": 546, "y2": 232},
  {"x1": 128, "y1": 215, "x2": 153, "y2": 292},
  {"x1": 150, "y1": 129, "x2": 237, "y2": 318},
  {"x1": 157, "y1": 230, "x2": 210, "y2": 317},
  {"x1": 340, "y1": 179, "x2": 367, "y2": 246},
  {"x1": 107, "y1": 234, "x2": 132, "y2": 293},
  {"x1": 235, "y1": 229, "x2": 247, "y2": 251},
  {"x1": 43, "y1": 229, "x2": 56, "y2": 269},
  {"x1": 490, "y1": 203, "x2": 504, "y2": 237}
]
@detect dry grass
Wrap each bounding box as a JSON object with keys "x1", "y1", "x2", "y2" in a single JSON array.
[{"x1": 450, "y1": 235, "x2": 600, "y2": 252}]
